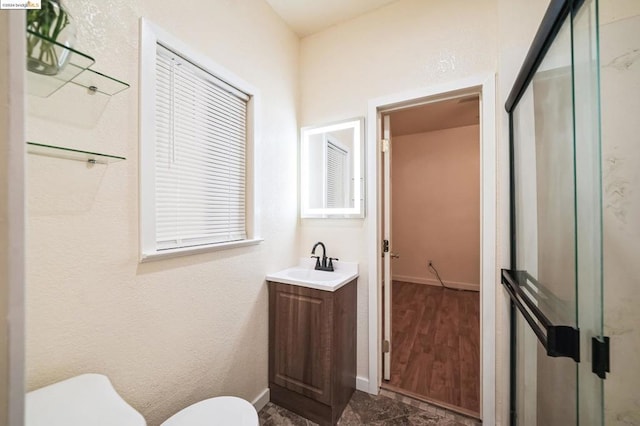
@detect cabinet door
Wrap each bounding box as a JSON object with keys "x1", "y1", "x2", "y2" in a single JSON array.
[{"x1": 270, "y1": 283, "x2": 332, "y2": 405}]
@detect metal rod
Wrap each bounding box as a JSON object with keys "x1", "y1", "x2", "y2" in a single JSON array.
[
  {"x1": 507, "y1": 112, "x2": 517, "y2": 426},
  {"x1": 502, "y1": 272, "x2": 548, "y2": 348},
  {"x1": 503, "y1": 270, "x2": 554, "y2": 330}
]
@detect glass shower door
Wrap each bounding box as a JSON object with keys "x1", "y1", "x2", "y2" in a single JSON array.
[
  {"x1": 511, "y1": 14, "x2": 579, "y2": 424},
  {"x1": 504, "y1": 0, "x2": 606, "y2": 424}
]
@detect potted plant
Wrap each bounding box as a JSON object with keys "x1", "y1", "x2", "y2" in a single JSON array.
[{"x1": 26, "y1": 0, "x2": 76, "y2": 75}]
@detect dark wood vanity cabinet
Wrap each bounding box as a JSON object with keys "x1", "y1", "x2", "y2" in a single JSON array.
[{"x1": 268, "y1": 279, "x2": 357, "y2": 426}]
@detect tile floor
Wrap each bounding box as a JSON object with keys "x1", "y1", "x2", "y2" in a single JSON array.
[{"x1": 258, "y1": 390, "x2": 481, "y2": 425}]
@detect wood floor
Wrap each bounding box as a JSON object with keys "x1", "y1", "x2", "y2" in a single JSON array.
[{"x1": 388, "y1": 280, "x2": 480, "y2": 415}]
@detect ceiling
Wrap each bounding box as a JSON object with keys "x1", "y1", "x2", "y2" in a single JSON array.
[
  {"x1": 389, "y1": 96, "x2": 480, "y2": 137},
  {"x1": 265, "y1": 0, "x2": 399, "y2": 37}
]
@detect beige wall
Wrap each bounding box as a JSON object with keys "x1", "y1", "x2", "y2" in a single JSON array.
[
  {"x1": 300, "y1": 0, "x2": 550, "y2": 423},
  {"x1": 22, "y1": 1, "x2": 637, "y2": 425},
  {"x1": 25, "y1": 1, "x2": 299, "y2": 425},
  {"x1": 0, "y1": 12, "x2": 11, "y2": 424},
  {"x1": 0, "y1": 12, "x2": 25, "y2": 426},
  {"x1": 600, "y1": 2, "x2": 640, "y2": 424},
  {"x1": 0, "y1": 13, "x2": 11, "y2": 424},
  {"x1": 391, "y1": 125, "x2": 480, "y2": 289},
  {"x1": 300, "y1": 0, "x2": 499, "y2": 389}
]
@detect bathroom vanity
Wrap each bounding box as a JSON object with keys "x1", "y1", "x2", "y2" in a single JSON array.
[{"x1": 266, "y1": 261, "x2": 357, "y2": 426}]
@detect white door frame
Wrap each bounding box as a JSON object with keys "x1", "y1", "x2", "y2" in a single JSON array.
[
  {"x1": 366, "y1": 74, "x2": 496, "y2": 424},
  {"x1": 381, "y1": 114, "x2": 392, "y2": 381}
]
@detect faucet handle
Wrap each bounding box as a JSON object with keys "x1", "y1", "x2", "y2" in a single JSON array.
[
  {"x1": 311, "y1": 255, "x2": 321, "y2": 269},
  {"x1": 328, "y1": 257, "x2": 339, "y2": 270}
]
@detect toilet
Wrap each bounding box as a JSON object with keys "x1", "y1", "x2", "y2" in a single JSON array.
[
  {"x1": 26, "y1": 374, "x2": 259, "y2": 426},
  {"x1": 160, "y1": 396, "x2": 259, "y2": 426}
]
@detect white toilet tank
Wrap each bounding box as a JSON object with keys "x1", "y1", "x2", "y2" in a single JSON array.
[{"x1": 26, "y1": 373, "x2": 146, "y2": 426}]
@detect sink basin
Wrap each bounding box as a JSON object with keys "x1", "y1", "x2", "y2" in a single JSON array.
[
  {"x1": 285, "y1": 268, "x2": 338, "y2": 282},
  {"x1": 266, "y1": 258, "x2": 358, "y2": 292}
]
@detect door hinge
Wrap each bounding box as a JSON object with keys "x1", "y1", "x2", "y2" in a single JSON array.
[
  {"x1": 383, "y1": 239, "x2": 389, "y2": 253},
  {"x1": 382, "y1": 138, "x2": 389, "y2": 153},
  {"x1": 383, "y1": 340, "x2": 390, "y2": 353},
  {"x1": 592, "y1": 336, "x2": 610, "y2": 379}
]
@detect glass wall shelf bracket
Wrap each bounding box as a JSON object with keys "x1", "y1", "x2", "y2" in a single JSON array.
[
  {"x1": 26, "y1": 30, "x2": 130, "y2": 98},
  {"x1": 71, "y1": 68, "x2": 130, "y2": 96},
  {"x1": 27, "y1": 142, "x2": 126, "y2": 164}
]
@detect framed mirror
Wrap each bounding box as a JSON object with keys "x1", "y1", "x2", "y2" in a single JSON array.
[{"x1": 300, "y1": 117, "x2": 365, "y2": 218}]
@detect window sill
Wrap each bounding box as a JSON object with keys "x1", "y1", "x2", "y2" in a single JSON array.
[{"x1": 140, "y1": 238, "x2": 264, "y2": 263}]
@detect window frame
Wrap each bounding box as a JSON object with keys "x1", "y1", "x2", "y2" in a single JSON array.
[{"x1": 139, "y1": 18, "x2": 262, "y2": 262}]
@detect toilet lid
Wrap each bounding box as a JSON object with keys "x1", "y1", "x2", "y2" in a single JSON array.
[
  {"x1": 26, "y1": 374, "x2": 146, "y2": 426},
  {"x1": 160, "y1": 396, "x2": 259, "y2": 426}
]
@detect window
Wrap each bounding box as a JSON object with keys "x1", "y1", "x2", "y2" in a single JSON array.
[{"x1": 140, "y1": 20, "x2": 261, "y2": 260}]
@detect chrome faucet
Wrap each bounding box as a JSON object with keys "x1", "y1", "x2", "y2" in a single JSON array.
[{"x1": 311, "y1": 242, "x2": 338, "y2": 272}]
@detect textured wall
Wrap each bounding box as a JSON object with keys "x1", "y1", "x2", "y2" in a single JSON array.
[
  {"x1": 24, "y1": 1, "x2": 636, "y2": 425},
  {"x1": 600, "y1": 2, "x2": 640, "y2": 424},
  {"x1": 299, "y1": 0, "x2": 551, "y2": 423},
  {"x1": 25, "y1": 1, "x2": 299, "y2": 425},
  {"x1": 299, "y1": 0, "x2": 499, "y2": 388},
  {"x1": 1, "y1": 13, "x2": 26, "y2": 426},
  {"x1": 0, "y1": 13, "x2": 11, "y2": 424},
  {"x1": 391, "y1": 125, "x2": 480, "y2": 289},
  {"x1": 0, "y1": 13, "x2": 11, "y2": 423}
]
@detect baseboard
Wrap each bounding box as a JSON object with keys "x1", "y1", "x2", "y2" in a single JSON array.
[
  {"x1": 392, "y1": 275, "x2": 479, "y2": 292},
  {"x1": 252, "y1": 388, "x2": 270, "y2": 412},
  {"x1": 356, "y1": 376, "x2": 370, "y2": 393}
]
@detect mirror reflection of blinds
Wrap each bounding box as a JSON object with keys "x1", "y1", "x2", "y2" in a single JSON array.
[
  {"x1": 155, "y1": 43, "x2": 249, "y2": 250},
  {"x1": 326, "y1": 141, "x2": 348, "y2": 208}
]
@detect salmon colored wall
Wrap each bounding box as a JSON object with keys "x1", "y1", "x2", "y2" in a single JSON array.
[{"x1": 391, "y1": 124, "x2": 480, "y2": 290}]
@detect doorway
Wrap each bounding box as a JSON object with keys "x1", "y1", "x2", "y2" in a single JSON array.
[
  {"x1": 380, "y1": 97, "x2": 481, "y2": 417},
  {"x1": 366, "y1": 75, "x2": 497, "y2": 424}
]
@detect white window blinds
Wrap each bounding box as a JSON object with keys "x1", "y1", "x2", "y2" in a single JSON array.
[
  {"x1": 326, "y1": 141, "x2": 348, "y2": 208},
  {"x1": 155, "y1": 44, "x2": 249, "y2": 250}
]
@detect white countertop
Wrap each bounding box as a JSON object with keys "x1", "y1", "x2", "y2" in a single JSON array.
[{"x1": 266, "y1": 258, "x2": 358, "y2": 292}]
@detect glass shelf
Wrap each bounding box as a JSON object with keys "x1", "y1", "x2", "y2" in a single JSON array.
[
  {"x1": 26, "y1": 30, "x2": 130, "y2": 97},
  {"x1": 27, "y1": 142, "x2": 126, "y2": 164},
  {"x1": 71, "y1": 68, "x2": 130, "y2": 96}
]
